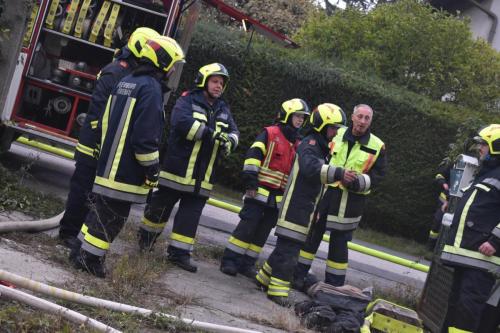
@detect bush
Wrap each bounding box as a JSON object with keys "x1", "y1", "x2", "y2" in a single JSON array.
[
  {"x1": 295, "y1": 0, "x2": 500, "y2": 113},
  {"x1": 172, "y1": 21, "x2": 494, "y2": 241}
]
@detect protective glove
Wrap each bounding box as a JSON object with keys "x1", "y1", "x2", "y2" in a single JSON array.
[
  {"x1": 213, "y1": 130, "x2": 229, "y2": 144},
  {"x1": 143, "y1": 165, "x2": 159, "y2": 189},
  {"x1": 220, "y1": 139, "x2": 232, "y2": 157}
]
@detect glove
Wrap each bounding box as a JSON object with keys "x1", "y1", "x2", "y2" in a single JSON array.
[
  {"x1": 213, "y1": 130, "x2": 229, "y2": 144},
  {"x1": 143, "y1": 165, "x2": 159, "y2": 189},
  {"x1": 220, "y1": 140, "x2": 232, "y2": 157}
]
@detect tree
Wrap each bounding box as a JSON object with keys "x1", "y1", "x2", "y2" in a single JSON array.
[
  {"x1": 203, "y1": 0, "x2": 319, "y2": 36},
  {"x1": 295, "y1": 0, "x2": 500, "y2": 113}
]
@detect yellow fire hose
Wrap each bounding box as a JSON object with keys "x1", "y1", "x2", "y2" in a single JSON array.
[{"x1": 14, "y1": 137, "x2": 430, "y2": 273}]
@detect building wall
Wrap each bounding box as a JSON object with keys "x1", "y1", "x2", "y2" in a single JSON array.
[{"x1": 459, "y1": 0, "x2": 500, "y2": 50}]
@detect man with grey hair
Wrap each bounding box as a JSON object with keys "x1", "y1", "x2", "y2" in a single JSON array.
[{"x1": 292, "y1": 104, "x2": 387, "y2": 288}]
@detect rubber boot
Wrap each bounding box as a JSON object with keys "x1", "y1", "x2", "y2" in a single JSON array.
[
  {"x1": 138, "y1": 228, "x2": 161, "y2": 252},
  {"x1": 324, "y1": 271, "x2": 345, "y2": 287},
  {"x1": 167, "y1": 247, "x2": 197, "y2": 273},
  {"x1": 71, "y1": 249, "x2": 106, "y2": 278},
  {"x1": 68, "y1": 238, "x2": 83, "y2": 262},
  {"x1": 267, "y1": 294, "x2": 293, "y2": 308},
  {"x1": 292, "y1": 262, "x2": 310, "y2": 291},
  {"x1": 238, "y1": 255, "x2": 257, "y2": 279},
  {"x1": 220, "y1": 248, "x2": 241, "y2": 276}
]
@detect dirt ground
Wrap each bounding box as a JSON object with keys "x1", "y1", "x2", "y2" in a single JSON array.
[{"x1": 0, "y1": 210, "x2": 312, "y2": 333}]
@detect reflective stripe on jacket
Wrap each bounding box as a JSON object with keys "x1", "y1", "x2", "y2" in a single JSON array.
[
  {"x1": 258, "y1": 125, "x2": 296, "y2": 190},
  {"x1": 93, "y1": 72, "x2": 163, "y2": 203},
  {"x1": 75, "y1": 48, "x2": 134, "y2": 166},
  {"x1": 243, "y1": 125, "x2": 297, "y2": 206},
  {"x1": 275, "y1": 133, "x2": 330, "y2": 243},
  {"x1": 325, "y1": 126, "x2": 385, "y2": 231},
  {"x1": 159, "y1": 89, "x2": 239, "y2": 197},
  {"x1": 441, "y1": 162, "x2": 500, "y2": 272}
]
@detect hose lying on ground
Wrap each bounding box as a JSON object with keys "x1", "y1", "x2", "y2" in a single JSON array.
[
  {"x1": 0, "y1": 269, "x2": 262, "y2": 333},
  {"x1": 0, "y1": 284, "x2": 121, "y2": 333},
  {"x1": 0, "y1": 211, "x2": 64, "y2": 233}
]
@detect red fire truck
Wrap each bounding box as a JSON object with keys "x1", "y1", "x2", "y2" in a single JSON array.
[{"x1": 0, "y1": 0, "x2": 297, "y2": 153}]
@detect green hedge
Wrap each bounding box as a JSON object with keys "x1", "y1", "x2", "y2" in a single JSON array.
[{"x1": 171, "y1": 21, "x2": 492, "y2": 241}]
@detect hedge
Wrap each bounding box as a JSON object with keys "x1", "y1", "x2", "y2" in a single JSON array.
[{"x1": 169, "y1": 21, "x2": 493, "y2": 241}]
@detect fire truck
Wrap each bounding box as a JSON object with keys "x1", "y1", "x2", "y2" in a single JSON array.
[{"x1": 0, "y1": 0, "x2": 297, "y2": 153}]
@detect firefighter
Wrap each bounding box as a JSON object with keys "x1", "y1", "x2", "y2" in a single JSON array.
[
  {"x1": 220, "y1": 98, "x2": 310, "y2": 278},
  {"x1": 70, "y1": 36, "x2": 185, "y2": 278},
  {"x1": 293, "y1": 104, "x2": 387, "y2": 288},
  {"x1": 477, "y1": 279, "x2": 500, "y2": 333},
  {"x1": 137, "y1": 63, "x2": 239, "y2": 273},
  {"x1": 255, "y1": 103, "x2": 347, "y2": 307},
  {"x1": 58, "y1": 27, "x2": 160, "y2": 247},
  {"x1": 428, "y1": 159, "x2": 452, "y2": 250},
  {"x1": 441, "y1": 124, "x2": 500, "y2": 333}
]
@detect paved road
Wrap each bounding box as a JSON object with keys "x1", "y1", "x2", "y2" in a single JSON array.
[{"x1": 4, "y1": 142, "x2": 429, "y2": 294}]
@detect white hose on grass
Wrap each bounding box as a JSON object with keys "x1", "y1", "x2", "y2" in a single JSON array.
[
  {"x1": 0, "y1": 284, "x2": 121, "y2": 333},
  {"x1": 0, "y1": 211, "x2": 64, "y2": 233},
  {"x1": 0, "y1": 269, "x2": 262, "y2": 333}
]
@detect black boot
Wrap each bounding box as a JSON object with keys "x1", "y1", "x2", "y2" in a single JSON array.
[
  {"x1": 238, "y1": 255, "x2": 257, "y2": 279},
  {"x1": 58, "y1": 234, "x2": 81, "y2": 249},
  {"x1": 267, "y1": 294, "x2": 293, "y2": 308},
  {"x1": 220, "y1": 248, "x2": 242, "y2": 276},
  {"x1": 71, "y1": 249, "x2": 106, "y2": 278},
  {"x1": 167, "y1": 247, "x2": 197, "y2": 273},
  {"x1": 220, "y1": 261, "x2": 238, "y2": 276},
  {"x1": 68, "y1": 238, "x2": 83, "y2": 262},
  {"x1": 324, "y1": 272, "x2": 345, "y2": 287},
  {"x1": 138, "y1": 228, "x2": 160, "y2": 252},
  {"x1": 292, "y1": 263, "x2": 310, "y2": 291}
]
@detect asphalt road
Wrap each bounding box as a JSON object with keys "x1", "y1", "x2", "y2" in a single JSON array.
[{"x1": 4, "y1": 142, "x2": 428, "y2": 294}]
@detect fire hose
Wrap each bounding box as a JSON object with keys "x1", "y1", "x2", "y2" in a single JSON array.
[
  {"x1": 0, "y1": 284, "x2": 120, "y2": 333},
  {"x1": 0, "y1": 269, "x2": 261, "y2": 333}
]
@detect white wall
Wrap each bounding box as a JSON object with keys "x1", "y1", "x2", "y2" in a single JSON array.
[{"x1": 460, "y1": 0, "x2": 500, "y2": 50}]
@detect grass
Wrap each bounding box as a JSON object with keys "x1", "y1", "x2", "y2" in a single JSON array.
[
  {"x1": 211, "y1": 184, "x2": 244, "y2": 207},
  {"x1": 193, "y1": 243, "x2": 224, "y2": 262},
  {"x1": 0, "y1": 300, "x2": 83, "y2": 332},
  {"x1": 354, "y1": 227, "x2": 432, "y2": 260},
  {"x1": 0, "y1": 164, "x2": 64, "y2": 219}
]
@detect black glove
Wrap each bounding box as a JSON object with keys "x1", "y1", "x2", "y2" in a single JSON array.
[{"x1": 143, "y1": 165, "x2": 159, "y2": 189}]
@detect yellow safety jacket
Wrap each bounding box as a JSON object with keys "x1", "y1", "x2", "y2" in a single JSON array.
[{"x1": 325, "y1": 126, "x2": 385, "y2": 231}]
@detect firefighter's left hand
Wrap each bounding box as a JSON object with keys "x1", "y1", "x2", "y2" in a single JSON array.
[
  {"x1": 143, "y1": 165, "x2": 159, "y2": 189},
  {"x1": 479, "y1": 241, "x2": 496, "y2": 257},
  {"x1": 221, "y1": 140, "x2": 232, "y2": 157}
]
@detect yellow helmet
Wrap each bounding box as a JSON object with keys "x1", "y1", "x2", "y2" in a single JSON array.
[
  {"x1": 310, "y1": 103, "x2": 346, "y2": 132},
  {"x1": 140, "y1": 36, "x2": 185, "y2": 72},
  {"x1": 475, "y1": 124, "x2": 500, "y2": 155},
  {"x1": 195, "y1": 63, "x2": 230, "y2": 91},
  {"x1": 127, "y1": 27, "x2": 160, "y2": 58},
  {"x1": 279, "y1": 98, "x2": 310, "y2": 124}
]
